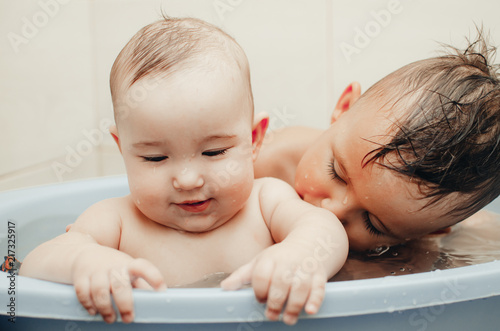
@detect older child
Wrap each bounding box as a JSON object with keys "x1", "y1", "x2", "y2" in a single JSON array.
[
  {"x1": 19, "y1": 17, "x2": 348, "y2": 326},
  {"x1": 256, "y1": 33, "x2": 500, "y2": 252}
]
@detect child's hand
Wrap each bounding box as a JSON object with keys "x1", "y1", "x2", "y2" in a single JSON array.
[
  {"x1": 72, "y1": 247, "x2": 166, "y2": 323},
  {"x1": 221, "y1": 242, "x2": 327, "y2": 326}
]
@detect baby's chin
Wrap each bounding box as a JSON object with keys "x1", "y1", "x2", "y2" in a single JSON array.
[{"x1": 156, "y1": 214, "x2": 233, "y2": 233}]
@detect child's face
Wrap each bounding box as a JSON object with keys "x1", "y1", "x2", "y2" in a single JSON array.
[
  {"x1": 295, "y1": 94, "x2": 456, "y2": 251},
  {"x1": 113, "y1": 68, "x2": 255, "y2": 233}
]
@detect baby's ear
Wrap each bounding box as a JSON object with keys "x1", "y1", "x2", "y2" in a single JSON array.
[
  {"x1": 109, "y1": 124, "x2": 122, "y2": 154},
  {"x1": 331, "y1": 82, "x2": 361, "y2": 124},
  {"x1": 251, "y1": 112, "x2": 269, "y2": 161}
]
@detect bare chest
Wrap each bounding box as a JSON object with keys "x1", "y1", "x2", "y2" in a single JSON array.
[{"x1": 118, "y1": 204, "x2": 274, "y2": 286}]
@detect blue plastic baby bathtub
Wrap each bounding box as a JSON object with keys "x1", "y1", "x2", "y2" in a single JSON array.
[{"x1": 1, "y1": 175, "x2": 499, "y2": 330}]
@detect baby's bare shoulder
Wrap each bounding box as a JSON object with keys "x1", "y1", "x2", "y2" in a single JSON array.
[
  {"x1": 78, "y1": 196, "x2": 130, "y2": 219},
  {"x1": 68, "y1": 196, "x2": 133, "y2": 247},
  {"x1": 254, "y1": 177, "x2": 298, "y2": 193}
]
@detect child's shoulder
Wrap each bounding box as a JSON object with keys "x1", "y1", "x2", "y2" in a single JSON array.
[
  {"x1": 253, "y1": 177, "x2": 300, "y2": 200},
  {"x1": 66, "y1": 196, "x2": 134, "y2": 248},
  {"x1": 254, "y1": 126, "x2": 322, "y2": 185},
  {"x1": 73, "y1": 196, "x2": 134, "y2": 227},
  {"x1": 83, "y1": 196, "x2": 132, "y2": 213}
]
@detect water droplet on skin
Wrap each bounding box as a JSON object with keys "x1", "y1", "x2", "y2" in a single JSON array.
[
  {"x1": 367, "y1": 246, "x2": 390, "y2": 256},
  {"x1": 304, "y1": 174, "x2": 309, "y2": 179},
  {"x1": 342, "y1": 195, "x2": 348, "y2": 205},
  {"x1": 136, "y1": 199, "x2": 141, "y2": 205},
  {"x1": 182, "y1": 168, "x2": 188, "y2": 175}
]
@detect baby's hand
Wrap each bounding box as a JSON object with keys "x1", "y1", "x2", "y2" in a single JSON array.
[
  {"x1": 72, "y1": 248, "x2": 166, "y2": 323},
  {"x1": 221, "y1": 242, "x2": 327, "y2": 325}
]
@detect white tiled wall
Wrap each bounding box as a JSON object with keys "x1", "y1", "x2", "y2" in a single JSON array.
[{"x1": 1, "y1": 0, "x2": 499, "y2": 192}]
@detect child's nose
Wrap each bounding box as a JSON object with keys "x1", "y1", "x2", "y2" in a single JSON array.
[
  {"x1": 172, "y1": 167, "x2": 204, "y2": 191},
  {"x1": 320, "y1": 195, "x2": 353, "y2": 225}
]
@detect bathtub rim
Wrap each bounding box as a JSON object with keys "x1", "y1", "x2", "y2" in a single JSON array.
[{"x1": 1, "y1": 259, "x2": 499, "y2": 323}]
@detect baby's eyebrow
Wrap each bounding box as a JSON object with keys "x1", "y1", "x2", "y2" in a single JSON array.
[
  {"x1": 204, "y1": 134, "x2": 237, "y2": 142},
  {"x1": 132, "y1": 141, "x2": 163, "y2": 148}
]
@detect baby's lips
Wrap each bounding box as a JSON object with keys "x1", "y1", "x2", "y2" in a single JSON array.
[{"x1": 176, "y1": 199, "x2": 211, "y2": 213}]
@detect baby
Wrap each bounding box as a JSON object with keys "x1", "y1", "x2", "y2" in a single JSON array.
[
  {"x1": 19, "y1": 17, "x2": 348, "y2": 326},
  {"x1": 255, "y1": 32, "x2": 500, "y2": 252}
]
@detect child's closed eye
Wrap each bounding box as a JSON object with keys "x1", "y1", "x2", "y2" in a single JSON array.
[
  {"x1": 364, "y1": 213, "x2": 383, "y2": 237},
  {"x1": 328, "y1": 159, "x2": 346, "y2": 183},
  {"x1": 202, "y1": 148, "x2": 229, "y2": 157},
  {"x1": 142, "y1": 156, "x2": 168, "y2": 162}
]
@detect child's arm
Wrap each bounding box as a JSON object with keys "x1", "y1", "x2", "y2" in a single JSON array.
[
  {"x1": 19, "y1": 199, "x2": 166, "y2": 323},
  {"x1": 221, "y1": 178, "x2": 348, "y2": 325}
]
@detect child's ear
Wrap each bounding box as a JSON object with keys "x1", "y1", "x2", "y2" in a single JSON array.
[
  {"x1": 331, "y1": 82, "x2": 361, "y2": 124},
  {"x1": 251, "y1": 112, "x2": 269, "y2": 162},
  {"x1": 109, "y1": 124, "x2": 122, "y2": 154}
]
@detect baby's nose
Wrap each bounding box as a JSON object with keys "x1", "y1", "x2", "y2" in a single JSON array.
[
  {"x1": 320, "y1": 197, "x2": 352, "y2": 225},
  {"x1": 172, "y1": 167, "x2": 204, "y2": 191}
]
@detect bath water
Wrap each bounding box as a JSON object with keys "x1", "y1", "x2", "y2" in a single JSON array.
[
  {"x1": 14, "y1": 210, "x2": 500, "y2": 287},
  {"x1": 331, "y1": 210, "x2": 500, "y2": 281},
  {"x1": 175, "y1": 210, "x2": 500, "y2": 286}
]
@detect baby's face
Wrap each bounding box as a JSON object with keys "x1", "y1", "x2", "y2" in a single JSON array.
[
  {"x1": 115, "y1": 68, "x2": 254, "y2": 232},
  {"x1": 295, "y1": 97, "x2": 456, "y2": 251}
]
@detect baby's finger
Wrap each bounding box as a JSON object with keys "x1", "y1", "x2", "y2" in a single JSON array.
[
  {"x1": 74, "y1": 277, "x2": 96, "y2": 316},
  {"x1": 304, "y1": 273, "x2": 326, "y2": 315},
  {"x1": 282, "y1": 273, "x2": 311, "y2": 325},
  {"x1": 109, "y1": 268, "x2": 134, "y2": 323},
  {"x1": 127, "y1": 258, "x2": 166, "y2": 291},
  {"x1": 265, "y1": 269, "x2": 291, "y2": 321},
  {"x1": 250, "y1": 259, "x2": 275, "y2": 304},
  {"x1": 132, "y1": 277, "x2": 154, "y2": 290},
  {"x1": 220, "y1": 260, "x2": 255, "y2": 291},
  {"x1": 90, "y1": 273, "x2": 115, "y2": 323}
]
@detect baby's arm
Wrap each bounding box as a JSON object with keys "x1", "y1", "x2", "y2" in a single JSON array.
[
  {"x1": 19, "y1": 199, "x2": 166, "y2": 323},
  {"x1": 221, "y1": 178, "x2": 348, "y2": 325}
]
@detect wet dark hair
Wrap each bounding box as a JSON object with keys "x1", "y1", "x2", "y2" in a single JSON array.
[{"x1": 363, "y1": 31, "x2": 500, "y2": 221}]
